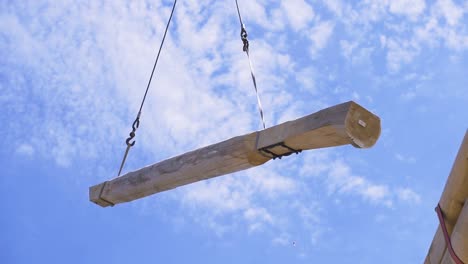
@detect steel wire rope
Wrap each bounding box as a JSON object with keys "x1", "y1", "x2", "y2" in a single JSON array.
[
  {"x1": 117, "y1": 0, "x2": 178, "y2": 177},
  {"x1": 235, "y1": 0, "x2": 266, "y2": 130}
]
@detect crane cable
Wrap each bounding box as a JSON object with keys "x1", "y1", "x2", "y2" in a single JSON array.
[
  {"x1": 235, "y1": 0, "x2": 266, "y2": 130},
  {"x1": 117, "y1": 0, "x2": 178, "y2": 177}
]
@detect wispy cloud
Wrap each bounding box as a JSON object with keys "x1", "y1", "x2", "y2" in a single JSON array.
[
  {"x1": 433, "y1": 0, "x2": 464, "y2": 26},
  {"x1": 300, "y1": 150, "x2": 421, "y2": 208},
  {"x1": 308, "y1": 20, "x2": 334, "y2": 58},
  {"x1": 323, "y1": 0, "x2": 468, "y2": 72},
  {"x1": 396, "y1": 187, "x2": 422, "y2": 205},
  {"x1": 389, "y1": 0, "x2": 426, "y2": 20},
  {"x1": 281, "y1": 0, "x2": 315, "y2": 31},
  {"x1": 395, "y1": 153, "x2": 416, "y2": 164},
  {"x1": 15, "y1": 143, "x2": 35, "y2": 157}
]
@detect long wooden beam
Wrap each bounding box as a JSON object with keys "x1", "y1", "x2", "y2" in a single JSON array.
[
  {"x1": 89, "y1": 101, "x2": 381, "y2": 207},
  {"x1": 424, "y1": 131, "x2": 468, "y2": 264}
]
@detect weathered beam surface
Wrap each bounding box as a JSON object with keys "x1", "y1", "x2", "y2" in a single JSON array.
[
  {"x1": 424, "y1": 131, "x2": 468, "y2": 263},
  {"x1": 90, "y1": 101, "x2": 381, "y2": 207}
]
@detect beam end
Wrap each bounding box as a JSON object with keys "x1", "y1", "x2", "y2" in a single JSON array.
[
  {"x1": 89, "y1": 182, "x2": 114, "y2": 208},
  {"x1": 346, "y1": 101, "x2": 381, "y2": 149}
]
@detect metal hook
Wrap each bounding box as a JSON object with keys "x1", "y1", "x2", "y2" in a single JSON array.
[
  {"x1": 125, "y1": 117, "x2": 140, "y2": 147},
  {"x1": 125, "y1": 133, "x2": 136, "y2": 147},
  {"x1": 240, "y1": 27, "x2": 249, "y2": 52},
  {"x1": 241, "y1": 26, "x2": 248, "y2": 39}
]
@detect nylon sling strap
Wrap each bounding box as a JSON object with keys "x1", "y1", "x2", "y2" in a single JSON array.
[{"x1": 235, "y1": 0, "x2": 266, "y2": 130}]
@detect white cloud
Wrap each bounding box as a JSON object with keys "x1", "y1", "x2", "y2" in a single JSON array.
[
  {"x1": 295, "y1": 67, "x2": 317, "y2": 94},
  {"x1": 340, "y1": 40, "x2": 358, "y2": 60},
  {"x1": 352, "y1": 91, "x2": 360, "y2": 100},
  {"x1": 323, "y1": 0, "x2": 344, "y2": 16},
  {"x1": 237, "y1": 2, "x2": 288, "y2": 32},
  {"x1": 244, "y1": 207, "x2": 274, "y2": 232},
  {"x1": 297, "y1": 147, "x2": 421, "y2": 209},
  {"x1": 308, "y1": 21, "x2": 334, "y2": 57},
  {"x1": 400, "y1": 91, "x2": 416, "y2": 101},
  {"x1": 375, "y1": 214, "x2": 387, "y2": 223},
  {"x1": 414, "y1": 14, "x2": 468, "y2": 51},
  {"x1": 434, "y1": 0, "x2": 464, "y2": 26},
  {"x1": 327, "y1": 160, "x2": 391, "y2": 204},
  {"x1": 386, "y1": 38, "x2": 419, "y2": 73},
  {"x1": 293, "y1": 201, "x2": 324, "y2": 245},
  {"x1": 181, "y1": 176, "x2": 249, "y2": 213},
  {"x1": 281, "y1": 0, "x2": 315, "y2": 31},
  {"x1": 239, "y1": 1, "x2": 268, "y2": 26},
  {"x1": 275, "y1": 103, "x2": 304, "y2": 125},
  {"x1": 442, "y1": 28, "x2": 468, "y2": 51},
  {"x1": 244, "y1": 207, "x2": 272, "y2": 222},
  {"x1": 358, "y1": 0, "x2": 390, "y2": 23},
  {"x1": 272, "y1": 233, "x2": 291, "y2": 246},
  {"x1": 180, "y1": 163, "x2": 297, "y2": 216},
  {"x1": 299, "y1": 150, "x2": 331, "y2": 178},
  {"x1": 414, "y1": 17, "x2": 443, "y2": 48},
  {"x1": 380, "y1": 35, "x2": 387, "y2": 48},
  {"x1": 389, "y1": 0, "x2": 426, "y2": 20},
  {"x1": 341, "y1": 40, "x2": 374, "y2": 65},
  {"x1": 246, "y1": 167, "x2": 297, "y2": 197},
  {"x1": 396, "y1": 188, "x2": 421, "y2": 204},
  {"x1": 395, "y1": 153, "x2": 416, "y2": 163},
  {"x1": 329, "y1": 0, "x2": 468, "y2": 75},
  {"x1": 361, "y1": 185, "x2": 390, "y2": 203},
  {"x1": 16, "y1": 143, "x2": 35, "y2": 157},
  {"x1": 301, "y1": 152, "x2": 394, "y2": 207},
  {"x1": 176, "y1": 159, "x2": 299, "y2": 236}
]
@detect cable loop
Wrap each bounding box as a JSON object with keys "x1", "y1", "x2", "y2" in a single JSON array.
[{"x1": 132, "y1": 117, "x2": 140, "y2": 130}]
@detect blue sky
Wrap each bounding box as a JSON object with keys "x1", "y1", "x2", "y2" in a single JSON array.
[{"x1": 1, "y1": 0, "x2": 468, "y2": 263}]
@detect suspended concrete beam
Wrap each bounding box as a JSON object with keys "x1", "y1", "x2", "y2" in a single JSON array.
[
  {"x1": 424, "y1": 131, "x2": 468, "y2": 264},
  {"x1": 90, "y1": 101, "x2": 381, "y2": 207}
]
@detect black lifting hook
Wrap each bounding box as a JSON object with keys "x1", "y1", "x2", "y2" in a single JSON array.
[{"x1": 125, "y1": 116, "x2": 140, "y2": 147}]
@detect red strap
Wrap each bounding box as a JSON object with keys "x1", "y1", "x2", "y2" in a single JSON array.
[{"x1": 435, "y1": 204, "x2": 465, "y2": 264}]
